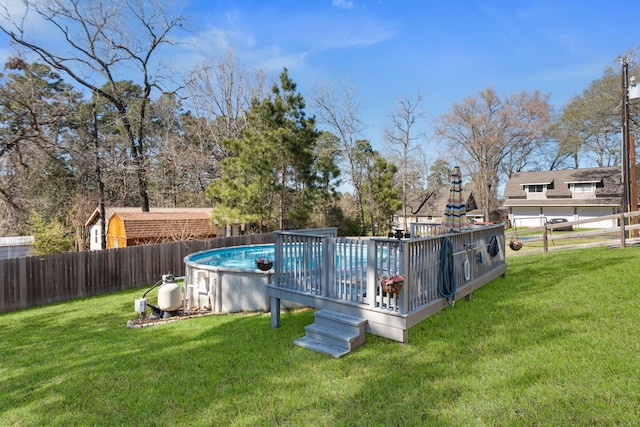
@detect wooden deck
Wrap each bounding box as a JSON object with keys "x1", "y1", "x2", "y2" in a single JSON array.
[{"x1": 268, "y1": 226, "x2": 507, "y2": 345}]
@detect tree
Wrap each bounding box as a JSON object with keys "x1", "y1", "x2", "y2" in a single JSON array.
[
  {"x1": 184, "y1": 50, "x2": 265, "y2": 156},
  {"x1": 363, "y1": 155, "x2": 402, "y2": 235},
  {"x1": 312, "y1": 79, "x2": 369, "y2": 235},
  {"x1": 427, "y1": 158, "x2": 452, "y2": 193},
  {"x1": 554, "y1": 68, "x2": 620, "y2": 169},
  {"x1": 0, "y1": 0, "x2": 186, "y2": 211},
  {"x1": 207, "y1": 69, "x2": 323, "y2": 231},
  {"x1": 26, "y1": 210, "x2": 74, "y2": 255},
  {"x1": 146, "y1": 92, "x2": 213, "y2": 207},
  {"x1": 383, "y1": 94, "x2": 427, "y2": 231},
  {"x1": 0, "y1": 58, "x2": 80, "y2": 235},
  {"x1": 311, "y1": 131, "x2": 342, "y2": 227},
  {"x1": 434, "y1": 87, "x2": 552, "y2": 220},
  {"x1": 554, "y1": 55, "x2": 640, "y2": 169},
  {"x1": 182, "y1": 51, "x2": 266, "y2": 192}
]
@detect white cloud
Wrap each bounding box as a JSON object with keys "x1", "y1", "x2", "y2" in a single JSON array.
[
  {"x1": 332, "y1": 0, "x2": 354, "y2": 10},
  {"x1": 175, "y1": 6, "x2": 397, "y2": 75}
]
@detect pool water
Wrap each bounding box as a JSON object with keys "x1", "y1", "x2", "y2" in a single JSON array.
[
  {"x1": 186, "y1": 242, "x2": 373, "y2": 271},
  {"x1": 187, "y1": 244, "x2": 274, "y2": 270}
]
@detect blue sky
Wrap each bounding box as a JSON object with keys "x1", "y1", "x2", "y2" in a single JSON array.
[
  {"x1": 0, "y1": 0, "x2": 638, "y2": 153},
  {"x1": 179, "y1": 0, "x2": 637, "y2": 149}
]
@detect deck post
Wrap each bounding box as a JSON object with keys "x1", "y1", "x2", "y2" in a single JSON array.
[
  {"x1": 399, "y1": 241, "x2": 409, "y2": 314},
  {"x1": 365, "y1": 240, "x2": 377, "y2": 307},
  {"x1": 270, "y1": 296, "x2": 281, "y2": 328},
  {"x1": 321, "y1": 236, "x2": 332, "y2": 298}
]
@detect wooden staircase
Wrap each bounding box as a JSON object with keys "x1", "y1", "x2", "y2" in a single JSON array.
[{"x1": 293, "y1": 309, "x2": 367, "y2": 358}]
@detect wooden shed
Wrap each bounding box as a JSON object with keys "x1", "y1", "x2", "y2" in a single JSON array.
[{"x1": 106, "y1": 211, "x2": 217, "y2": 248}]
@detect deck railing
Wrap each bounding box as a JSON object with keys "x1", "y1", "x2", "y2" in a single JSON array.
[
  {"x1": 409, "y1": 223, "x2": 447, "y2": 237},
  {"x1": 273, "y1": 228, "x2": 337, "y2": 296},
  {"x1": 272, "y1": 225, "x2": 506, "y2": 315}
]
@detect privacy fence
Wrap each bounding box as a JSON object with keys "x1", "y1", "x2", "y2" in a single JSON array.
[{"x1": 0, "y1": 233, "x2": 274, "y2": 313}]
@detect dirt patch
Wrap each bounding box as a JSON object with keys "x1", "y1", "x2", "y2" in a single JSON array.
[{"x1": 126, "y1": 309, "x2": 222, "y2": 328}]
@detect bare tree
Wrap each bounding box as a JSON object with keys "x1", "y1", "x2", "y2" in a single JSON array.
[
  {"x1": 182, "y1": 50, "x2": 266, "y2": 188},
  {"x1": 383, "y1": 94, "x2": 427, "y2": 231},
  {"x1": 312, "y1": 79, "x2": 369, "y2": 234},
  {"x1": 185, "y1": 50, "x2": 265, "y2": 151},
  {"x1": 0, "y1": 0, "x2": 186, "y2": 211},
  {"x1": 554, "y1": 60, "x2": 640, "y2": 169},
  {"x1": 435, "y1": 86, "x2": 552, "y2": 220}
]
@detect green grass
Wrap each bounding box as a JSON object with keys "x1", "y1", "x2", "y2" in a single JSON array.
[{"x1": 2, "y1": 246, "x2": 640, "y2": 426}]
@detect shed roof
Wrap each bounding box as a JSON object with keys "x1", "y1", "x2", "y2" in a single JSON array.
[
  {"x1": 112, "y1": 211, "x2": 216, "y2": 240},
  {"x1": 86, "y1": 206, "x2": 213, "y2": 228}
]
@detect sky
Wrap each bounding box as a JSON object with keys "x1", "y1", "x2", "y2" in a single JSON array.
[{"x1": 0, "y1": 0, "x2": 638, "y2": 156}]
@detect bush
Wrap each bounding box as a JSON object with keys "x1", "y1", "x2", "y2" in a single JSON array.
[{"x1": 26, "y1": 210, "x2": 75, "y2": 255}]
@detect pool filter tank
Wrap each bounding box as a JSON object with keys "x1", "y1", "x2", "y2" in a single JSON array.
[
  {"x1": 158, "y1": 281, "x2": 182, "y2": 312},
  {"x1": 137, "y1": 273, "x2": 183, "y2": 318}
]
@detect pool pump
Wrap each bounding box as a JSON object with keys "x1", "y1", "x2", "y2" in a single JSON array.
[{"x1": 135, "y1": 273, "x2": 183, "y2": 319}]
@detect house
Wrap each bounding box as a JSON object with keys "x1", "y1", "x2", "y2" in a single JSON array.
[
  {"x1": 85, "y1": 207, "x2": 218, "y2": 250},
  {"x1": 466, "y1": 208, "x2": 504, "y2": 224},
  {"x1": 394, "y1": 188, "x2": 478, "y2": 231},
  {"x1": 502, "y1": 166, "x2": 624, "y2": 229}
]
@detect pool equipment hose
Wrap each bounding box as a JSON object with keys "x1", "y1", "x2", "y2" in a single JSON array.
[{"x1": 438, "y1": 237, "x2": 456, "y2": 306}]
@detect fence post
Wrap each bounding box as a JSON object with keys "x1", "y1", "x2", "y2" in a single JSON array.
[
  {"x1": 620, "y1": 213, "x2": 627, "y2": 249},
  {"x1": 543, "y1": 224, "x2": 548, "y2": 257}
]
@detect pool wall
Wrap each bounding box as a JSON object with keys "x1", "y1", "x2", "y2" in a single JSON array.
[{"x1": 184, "y1": 250, "x2": 303, "y2": 313}]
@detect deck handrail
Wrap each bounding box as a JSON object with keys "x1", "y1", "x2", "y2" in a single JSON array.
[{"x1": 272, "y1": 226, "x2": 506, "y2": 315}]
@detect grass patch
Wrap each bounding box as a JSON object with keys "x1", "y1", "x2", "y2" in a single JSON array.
[{"x1": 2, "y1": 246, "x2": 640, "y2": 425}]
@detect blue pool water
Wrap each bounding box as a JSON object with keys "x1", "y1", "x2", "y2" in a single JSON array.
[
  {"x1": 186, "y1": 242, "x2": 375, "y2": 271},
  {"x1": 187, "y1": 244, "x2": 275, "y2": 270}
]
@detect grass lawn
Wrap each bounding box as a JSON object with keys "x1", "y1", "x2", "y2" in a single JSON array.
[{"x1": 2, "y1": 246, "x2": 639, "y2": 426}]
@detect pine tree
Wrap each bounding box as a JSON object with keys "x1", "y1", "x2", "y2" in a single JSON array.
[{"x1": 207, "y1": 69, "x2": 323, "y2": 231}]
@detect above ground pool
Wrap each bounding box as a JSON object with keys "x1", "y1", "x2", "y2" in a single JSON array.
[
  {"x1": 183, "y1": 244, "x2": 292, "y2": 314},
  {"x1": 187, "y1": 244, "x2": 275, "y2": 270},
  {"x1": 184, "y1": 242, "x2": 373, "y2": 314}
]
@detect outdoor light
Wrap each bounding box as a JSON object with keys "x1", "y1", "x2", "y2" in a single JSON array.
[{"x1": 629, "y1": 75, "x2": 640, "y2": 103}]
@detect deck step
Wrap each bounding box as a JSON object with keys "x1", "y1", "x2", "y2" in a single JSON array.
[
  {"x1": 294, "y1": 309, "x2": 367, "y2": 357},
  {"x1": 304, "y1": 323, "x2": 360, "y2": 349},
  {"x1": 293, "y1": 336, "x2": 351, "y2": 358}
]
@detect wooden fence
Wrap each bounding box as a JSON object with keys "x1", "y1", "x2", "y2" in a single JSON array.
[
  {"x1": 505, "y1": 211, "x2": 640, "y2": 256},
  {"x1": 0, "y1": 233, "x2": 274, "y2": 313}
]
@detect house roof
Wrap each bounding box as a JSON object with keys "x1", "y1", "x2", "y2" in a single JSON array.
[
  {"x1": 85, "y1": 206, "x2": 213, "y2": 228},
  {"x1": 112, "y1": 211, "x2": 216, "y2": 240},
  {"x1": 503, "y1": 167, "x2": 622, "y2": 199},
  {"x1": 402, "y1": 185, "x2": 476, "y2": 217}
]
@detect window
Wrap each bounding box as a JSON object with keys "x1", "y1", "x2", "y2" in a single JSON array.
[
  {"x1": 94, "y1": 229, "x2": 98, "y2": 244},
  {"x1": 571, "y1": 183, "x2": 594, "y2": 193},
  {"x1": 526, "y1": 184, "x2": 544, "y2": 193}
]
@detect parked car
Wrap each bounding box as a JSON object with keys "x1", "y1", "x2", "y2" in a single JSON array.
[{"x1": 547, "y1": 218, "x2": 573, "y2": 231}]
